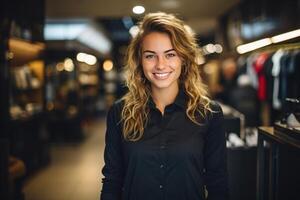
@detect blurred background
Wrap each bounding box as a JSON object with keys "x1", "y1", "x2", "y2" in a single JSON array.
[{"x1": 0, "y1": 0, "x2": 299, "y2": 200}]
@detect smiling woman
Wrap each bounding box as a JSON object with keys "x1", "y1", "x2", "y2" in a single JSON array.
[
  {"x1": 141, "y1": 32, "x2": 182, "y2": 97},
  {"x1": 101, "y1": 12, "x2": 229, "y2": 200}
]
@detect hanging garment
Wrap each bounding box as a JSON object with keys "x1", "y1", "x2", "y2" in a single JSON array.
[
  {"x1": 253, "y1": 52, "x2": 269, "y2": 101},
  {"x1": 246, "y1": 53, "x2": 259, "y2": 89},
  {"x1": 263, "y1": 53, "x2": 274, "y2": 104},
  {"x1": 279, "y1": 51, "x2": 292, "y2": 104},
  {"x1": 272, "y1": 49, "x2": 285, "y2": 110},
  {"x1": 287, "y1": 50, "x2": 300, "y2": 98}
]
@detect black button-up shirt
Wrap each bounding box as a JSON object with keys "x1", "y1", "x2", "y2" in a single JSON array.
[{"x1": 101, "y1": 90, "x2": 229, "y2": 200}]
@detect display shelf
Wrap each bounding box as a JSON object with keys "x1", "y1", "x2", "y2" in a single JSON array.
[
  {"x1": 274, "y1": 122, "x2": 300, "y2": 140},
  {"x1": 9, "y1": 37, "x2": 45, "y2": 67},
  {"x1": 257, "y1": 127, "x2": 300, "y2": 200}
]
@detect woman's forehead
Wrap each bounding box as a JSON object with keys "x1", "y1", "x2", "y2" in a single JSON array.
[{"x1": 141, "y1": 32, "x2": 174, "y2": 53}]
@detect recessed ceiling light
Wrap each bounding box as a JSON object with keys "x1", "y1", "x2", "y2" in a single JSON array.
[{"x1": 132, "y1": 5, "x2": 145, "y2": 14}]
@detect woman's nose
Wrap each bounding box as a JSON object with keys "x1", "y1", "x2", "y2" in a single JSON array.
[{"x1": 155, "y1": 56, "x2": 167, "y2": 70}]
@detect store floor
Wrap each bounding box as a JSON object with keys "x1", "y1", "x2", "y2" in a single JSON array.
[{"x1": 23, "y1": 117, "x2": 106, "y2": 200}]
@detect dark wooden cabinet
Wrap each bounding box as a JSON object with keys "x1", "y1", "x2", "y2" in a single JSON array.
[{"x1": 257, "y1": 127, "x2": 300, "y2": 200}]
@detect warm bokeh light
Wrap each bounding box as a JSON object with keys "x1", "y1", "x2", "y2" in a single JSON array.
[
  {"x1": 64, "y1": 58, "x2": 74, "y2": 72},
  {"x1": 103, "y1": 60, "x2": 113, "y2": 72},
  {"x1": 214, "y1": 44, "x2": 223, "y2": 53},
  {"x1": 76, "y1": 52, "x2": 97, "y2": 65},
  {"x1": 202, "y1": 44, "x2": 223, "y2": 55},
  {"x1": 56, "y1": 62, "x2": 64, "y2": 71}
]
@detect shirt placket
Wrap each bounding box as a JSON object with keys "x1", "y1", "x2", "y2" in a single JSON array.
[{"x1": 158, "y1": 107, "x2": 174, "y2": 200}]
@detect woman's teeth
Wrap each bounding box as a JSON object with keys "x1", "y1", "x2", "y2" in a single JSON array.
[{"x1": 154, "y1": 72, "x2": 170, "y2": 79}]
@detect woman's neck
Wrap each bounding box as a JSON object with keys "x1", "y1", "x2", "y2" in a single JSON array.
[{"x1": 151, "y1": 85, "x2": 179, "y2": 114}]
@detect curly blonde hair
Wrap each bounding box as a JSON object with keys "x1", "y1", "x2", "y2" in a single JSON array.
[{"x1": 121, "y1": 12, "x2": 211, "y2": 141}]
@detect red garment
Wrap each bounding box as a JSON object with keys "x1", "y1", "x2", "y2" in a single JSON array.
[{"x1": 253, "y1": 53, "x2": 269, "y2": 101}]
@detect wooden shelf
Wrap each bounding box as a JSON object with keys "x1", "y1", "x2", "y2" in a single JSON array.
[{"x1": 9, "y1": 38, "x2": 45, "y2": 67}]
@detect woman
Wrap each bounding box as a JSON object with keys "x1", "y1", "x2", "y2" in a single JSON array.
[{"x1": 101, "y1": 12, "x2": 228, "y2": 200}]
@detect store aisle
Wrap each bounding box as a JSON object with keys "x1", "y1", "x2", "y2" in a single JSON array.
[{"x1": 23, "y1": 118, "x2": 106, "y2": 200}]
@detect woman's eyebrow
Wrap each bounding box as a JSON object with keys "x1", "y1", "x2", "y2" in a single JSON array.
[
  {"x1": 143, "y1": 50, "x2": 156, "y2": 54},
  {"x1": 164, "y1": 49, "x2": 175, "y2": 53},
  {"x1": 143, "y1": 49, "x2": 175, "y2": 54}
]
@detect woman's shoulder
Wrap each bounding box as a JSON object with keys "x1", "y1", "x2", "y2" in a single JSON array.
[
  {"x1": 207, "y1": 100, "x2": 223, "y2": 120},
  {"x1": 209, "y1": 100, "x2": 222, "y2": 112},
  {"x1": 111, "y1": 98, "x2": 124, "y2": 110},
  {"x1": 106, "y1": 99, "x2": 125, "y2": 131},
  {"x1": 108, "y1": 98, "x2": 124, "y2": 117}
]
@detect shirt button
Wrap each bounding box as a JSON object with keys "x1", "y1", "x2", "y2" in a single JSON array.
[
  {"x1": 160, "y1": 164, "x2": 164, "y2": 168},
  {"x1": 159, "y1": 185, "x2": 163, "y2": 189}
]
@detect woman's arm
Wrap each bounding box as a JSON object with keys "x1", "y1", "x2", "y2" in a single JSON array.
[
  {"x1": 101, "y1": 104, "x2": 124, "y2": 200},
  {"x1": 204, "y1": 102, "x2": 229, "y2": 200}
]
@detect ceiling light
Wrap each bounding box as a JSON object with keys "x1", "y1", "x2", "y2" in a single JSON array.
[
  {"x1": 44, "y1": 23, "x2": 86, "y2": 40},
  {"x1": 236, "y1": 38, "x2": 272, "y2": 54},
  {"x1": 271, "y1": 29, "x2": 300, "y2": 43},
  {"x1": 236, "y1": 29, "x2": 300, "y2": 54},
  {"x1": 45, "y1": 22, "x2": 112, "y2": 55},
  {"x1": 133, "y1": 6, "x2": 145, "y2": 14},
  {"x1": 77, "y1": 26, "x2": 111, "y2": 55}
]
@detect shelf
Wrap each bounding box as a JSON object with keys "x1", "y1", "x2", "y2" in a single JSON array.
[
  {"x1": 13, "y1": 87, "x2": 42, "y2": 92},
  {"x1": 274, "y1": 122, "x2": 300, "y2": 140},
  {"x1": 9, "y1": 38, "x2": 45, "y2": 67}
]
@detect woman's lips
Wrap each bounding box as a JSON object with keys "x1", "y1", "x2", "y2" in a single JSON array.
[{"x1": 153, "y1": 72, "x2": 172, "y2": 80}]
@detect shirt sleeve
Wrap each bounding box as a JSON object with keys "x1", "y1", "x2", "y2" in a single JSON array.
[
  {"x1": 204, "y1": 102, "x2": 229, "y2": 200},
  {"x1": 100, "y1": 104, "x2": 124, "y2": 200}
]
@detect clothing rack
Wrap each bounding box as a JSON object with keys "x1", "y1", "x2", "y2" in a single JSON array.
[
  {"x1": 235, "y1": 41, "x2": 300, "y2": 126},
  {"x1": 244, "y1": 42, "x2": 300, "y2": 55}
]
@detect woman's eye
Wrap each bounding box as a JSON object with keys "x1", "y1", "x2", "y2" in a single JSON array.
[
  {"x1": 166, "y1": 53, "x2": 176, "y2": 58},
  {"x1": 145, "y1": 54, "x2": 155, "y2": 59}
]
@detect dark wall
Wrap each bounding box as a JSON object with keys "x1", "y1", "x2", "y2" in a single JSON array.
[
  {"x1": 219, "y1": 0, "x2": 300, "y2": 52},
  {"x1": 10, "y1": 0, "x2": 45, "y2": 42},
  {"x1": 0, "y1": 0, "x2": 11, "y2": 138}
]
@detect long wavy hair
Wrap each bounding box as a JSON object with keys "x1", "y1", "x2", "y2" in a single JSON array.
[{"x1": 121, "y1": 12, "x2": 212, "y2": 141}]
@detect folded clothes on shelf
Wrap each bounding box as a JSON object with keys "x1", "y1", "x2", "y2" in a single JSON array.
[
  {"x1": 287, "y1": 113, "x2": 300, "y2": 128},
  {"x1": 227, "y1": 133, "x2": 245, "y2": 147}
]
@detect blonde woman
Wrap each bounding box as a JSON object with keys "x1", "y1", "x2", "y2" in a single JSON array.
[{"x1": 101, "y1": 12, "x2": 228, "y2": 200}]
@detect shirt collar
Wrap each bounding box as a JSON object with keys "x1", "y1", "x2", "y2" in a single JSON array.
[
  {"x1": 174, "y1": 89, "x2": 188, "y2": 109},
  {"x1": 148, "y1": 88, "x2": 188, "y2": 110}
]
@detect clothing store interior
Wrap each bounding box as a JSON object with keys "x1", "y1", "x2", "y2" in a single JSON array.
[{"x1": 0, "y1": 0, "x2": 299, "y2": 199}]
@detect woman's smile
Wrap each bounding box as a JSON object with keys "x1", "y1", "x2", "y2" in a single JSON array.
[{"x1": 153, "y1": 71, "x2": 172, "y2": 79}]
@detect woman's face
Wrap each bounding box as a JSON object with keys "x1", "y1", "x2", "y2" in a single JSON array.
[{"x1": 141, "y1": 32, "x2": 182, "y2": 92}]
